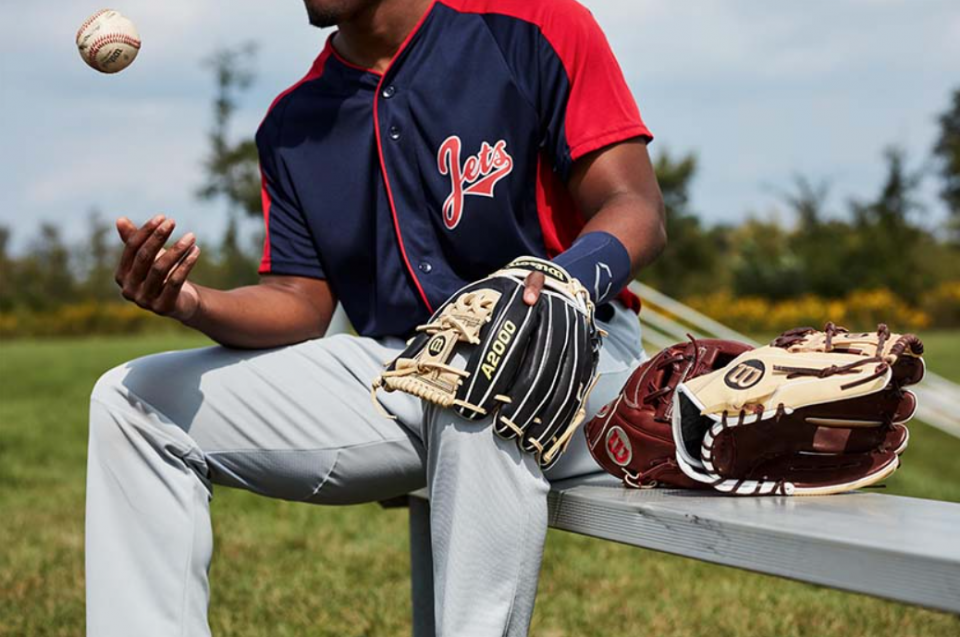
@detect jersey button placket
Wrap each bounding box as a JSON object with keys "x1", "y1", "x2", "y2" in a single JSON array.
[{"x1": 374, "y1": 66, "x2": 432, "y2": 312}]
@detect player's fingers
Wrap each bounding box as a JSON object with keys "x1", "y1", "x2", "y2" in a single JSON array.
[
  {"x1": 155, "y1": 246, "x2": 200, "y2": 315},
  {"x1": 116, "y1": 214, "x2": 164, "y2": 284},
  {"x1": 116, "y1": 217, "x2": 137, "y2": 242},
  {"x1": 127, "y1": 218, "x2": 175, "y2": 290},
  {"x1": 523, "y1": 271, "x2": 544, "y2": 305},
  {"x1": 140, "y1": 233, "x2": 195, "y2": 301}
]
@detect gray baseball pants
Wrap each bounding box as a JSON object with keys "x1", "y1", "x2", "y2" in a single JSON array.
[{"x1": 86, "y1": 302, "x2": 643, "y2": 636}]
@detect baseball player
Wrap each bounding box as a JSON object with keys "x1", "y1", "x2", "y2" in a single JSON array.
[{"x1": 86, "y1": 0, "x2": 665, "y2": 635}]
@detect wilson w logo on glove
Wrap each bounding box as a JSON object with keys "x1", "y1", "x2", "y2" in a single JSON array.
[{"x1": 724, "y1": 360, "x2": 764, "y2": 389}]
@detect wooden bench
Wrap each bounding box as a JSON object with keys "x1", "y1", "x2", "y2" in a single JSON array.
[{"x1": 399, "y1": 473, "x2": 960, "y2": 636}]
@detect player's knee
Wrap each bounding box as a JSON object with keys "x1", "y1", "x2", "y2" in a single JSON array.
[
  {"x1": 88, "y1": 360, "x2": 184, "y2": 457},
  {"x1": 90, "y1": 363, "x2": 129, "y2": 407},
  {"x1": 87, "y1": 364, "x2": 136, "y2": 456}
]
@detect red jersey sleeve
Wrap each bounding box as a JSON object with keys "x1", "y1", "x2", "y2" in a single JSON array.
[{"x1": 532, "y1": 0, "x2": 653, "y2": 178}]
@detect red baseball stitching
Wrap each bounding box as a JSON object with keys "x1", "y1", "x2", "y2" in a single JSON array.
[
  {"x1": 87, "y1": 33, "x2": 141, "y2": 69},
  {"x1": 76, "y1": 9, "x2": 111, "y2": 43}
]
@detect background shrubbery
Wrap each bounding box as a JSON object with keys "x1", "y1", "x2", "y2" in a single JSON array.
[
  {"x1": 638, "y1": 142, "x2": 960, "y2": 332},
  {"x1": 0, "y1": 216, "x2": 259, "y2": 339},
  {"x1": 683, "y1": 287, "x2": 941, "y2": 334}
]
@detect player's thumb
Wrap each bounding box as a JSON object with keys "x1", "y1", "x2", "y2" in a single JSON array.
[{"x1": 523, "y1": 271, "x2": 545, "y2": 305}]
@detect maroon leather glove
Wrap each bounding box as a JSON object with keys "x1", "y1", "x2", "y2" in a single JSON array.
[{"x1": 585, "y1": 338, "x2": 754, "y2": 488}]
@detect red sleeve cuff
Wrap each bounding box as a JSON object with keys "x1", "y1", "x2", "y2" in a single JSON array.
[{"x1": 568, "y1": 123, "x2": 653, "y2": 163}]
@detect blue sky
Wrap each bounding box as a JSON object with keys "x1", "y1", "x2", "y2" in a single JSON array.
[{"x1": 1, "y1": 1, "x2": 957, "y2": 252}]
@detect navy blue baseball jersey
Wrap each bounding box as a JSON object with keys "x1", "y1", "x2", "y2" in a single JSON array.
[{"x1": 257, "y1": 0, "x2": 652, "y2": 338}]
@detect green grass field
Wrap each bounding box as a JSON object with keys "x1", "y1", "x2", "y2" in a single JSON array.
[{"x1": 2, "y1": 333, "x2": 959, "y2": 636}]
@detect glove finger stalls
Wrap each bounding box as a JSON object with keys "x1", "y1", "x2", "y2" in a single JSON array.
[
  {"x1": 796, "y1": 388, "x2": 917, "y2": 430},
  {"x1": 456, "y1": 281, "x2": 538, "y2": 419},
  {"x1": 708, "y1": 417, "x2": 874, "y2": 474},
  {"x1": 703, "y1": 410, "x2": 909, "y2": 496},
  {"x1": 894, "y1": 355, "x2": 925, "y2": 386},
  {"x1": 537, "y1": 305, "x2": 599, "y2": 469},
  {"x1": 521, "y1": 300, "x2": 588, "y2": 459},
  {"x1": 494, "y1": 298, "x2": 555, "y2": 439},
  {"x1": 716, "y1": 445, "x2": 901, "y2": 495},
  {"x1": 516, "y1": 299, "x2": 576, "y2": 452},
  {"x1": 550, "y1": 311, "x2": 599, "y2": 445}
]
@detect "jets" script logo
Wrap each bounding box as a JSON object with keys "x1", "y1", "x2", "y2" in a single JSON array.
[{"x1": 437, "y1": 135, "x2": 514, "y2": 230}]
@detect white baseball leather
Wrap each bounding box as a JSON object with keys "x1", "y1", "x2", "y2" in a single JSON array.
[{"x1": 76, "y1": 9, "x2": 141, "y2": 74}]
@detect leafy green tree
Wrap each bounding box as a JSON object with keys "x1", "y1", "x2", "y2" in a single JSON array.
[
  {"x1": 933, "y1": 88, "x2": 960, "y2": 221},
  {"x1": 0, "y1": 225, "x2": 14, "y2": 311},
  {"x1": 780, "y1": 177, "x2": 853, "y2": 298},
  {"x1": 845, "y1": 147, "x2": 930, "y2": 302},
  {"x1": 14, "y1": 224, "x2": 79, "y2": 311},
  {"x1": 218, "y1": 216, "x2": 259, "y2": 287},
  {"x1": 730, "y1": 218, "x2": 805, "y2": 299},
  {"x1": 77, "y1": 211, "x2": 122, "y2": 303},
  {"x1": 192, "y1": 43, "x2": 263, "y2": 290},
  {"x1": 192, "y1": 217, "x2": 260, "y2": 290},
  {"x1": 197, "y1": 43, "x2": 262, "y2": 219}
]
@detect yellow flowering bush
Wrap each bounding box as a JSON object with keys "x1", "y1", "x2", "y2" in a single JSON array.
[
  {"x1": 682, "y1": 288, "x2": 935, "y2": 333},
  {"x1": 921, "y1": 281, "x2": 960, "y2": 327},
  {"x1": 0, "y1": 302, "x2": 186, "y2": 339},
  {"x1": 1, "y1": 283, "x2": 955, "y2": 339}
]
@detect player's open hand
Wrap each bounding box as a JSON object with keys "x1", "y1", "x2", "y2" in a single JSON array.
[{"x1": 114, "y1": 215, "x2": 201, "y2": 322}]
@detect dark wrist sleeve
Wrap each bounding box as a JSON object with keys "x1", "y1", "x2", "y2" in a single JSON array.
[{"x1": 552, "y1": 231, "x2": 631, "y2": 305}]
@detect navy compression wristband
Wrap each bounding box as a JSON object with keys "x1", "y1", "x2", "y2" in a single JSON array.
[{"x1": 552, "y1": 231, "x2": 631, "y2": 306}]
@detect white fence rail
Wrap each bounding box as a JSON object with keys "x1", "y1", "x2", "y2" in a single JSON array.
[{"x1": 630, "y1": 281, "x2": 960, "y2": 439}]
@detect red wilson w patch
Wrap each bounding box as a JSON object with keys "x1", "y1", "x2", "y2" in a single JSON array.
[{"x1": 605, "y1": 426, "x2": 633, "y2": 466}]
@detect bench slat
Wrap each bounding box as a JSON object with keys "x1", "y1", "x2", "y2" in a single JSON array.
[{"x1": 548, "y1": 474, "x2": 960, "y2": 613}]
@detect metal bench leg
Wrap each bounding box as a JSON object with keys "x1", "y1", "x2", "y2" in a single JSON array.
[{"x1": 409, "y1": 497, "x2": 436, "y2": 637}]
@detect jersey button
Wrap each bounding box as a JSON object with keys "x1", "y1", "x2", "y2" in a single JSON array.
[
  {"x1": 418, "y1": 261, "x2": 433, "y2": 273},
  {"x1": 388, "y1": 126, "x2": 401, "y2": 140},
  {"x1": 381, "y1": 85, "x2": 397, "y2": 99}
]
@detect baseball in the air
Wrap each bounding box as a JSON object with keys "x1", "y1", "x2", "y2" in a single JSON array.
[{"x1": 76, "y1": 9, "x2": 141, "y2": 74}]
